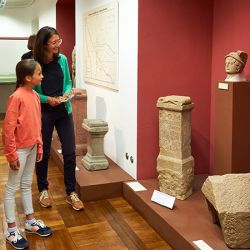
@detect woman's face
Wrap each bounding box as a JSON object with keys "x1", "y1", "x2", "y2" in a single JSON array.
[{"x1": 46, "y1": 34, "x2": 61, "y2": 55}]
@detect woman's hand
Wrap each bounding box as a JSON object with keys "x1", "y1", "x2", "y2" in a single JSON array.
[
  {"x1": 63, "y1": 93, "x2": 70, "y2": 99},
  {"x1": 9, "y1": 159, "x2": 20, "y2": 170},
  {"x1": 48, "y1": 96, "x2": 61, "y2": 107},
  {"x1": 36, "y1": 153, "x2": 43, "y2": 162}
]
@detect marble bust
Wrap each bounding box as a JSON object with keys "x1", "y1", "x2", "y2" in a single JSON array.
[{"x1": 225, "y1": 50, "x2": 248, "y2": 82}]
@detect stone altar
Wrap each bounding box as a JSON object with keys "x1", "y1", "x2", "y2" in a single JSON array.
[
  {"x1": 202, "y1": 174, "x2": 250, "y2": 249},
  {"x1": 82, "y1": 119, "x2": 109, "y2": 170},
  {"x1": 71, "y1": 88, "x2": 87, "y2": 156},
  {"x1": 156, "y1": 95, "x2": 194, "y2": 200}
]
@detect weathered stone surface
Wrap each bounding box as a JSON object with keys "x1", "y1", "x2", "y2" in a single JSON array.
[
  {"x1": 156, "y1": 95, "x2": 194, "y2": 200},
  {"x1": 71, "y1": 88, "x2": 87, "y2": 155},
  {"x1": 157, "y1": 156, "x2": 194, "y2": 200},
  {"x1": 82, "y1": 119, "x2": 109, "y2": 170},
  {"x1": 202, "y1": 174, "x2": 250, "y2": 249},
  {"x1": 225, "y1": 50, "x2": 248, "y2": 82}
]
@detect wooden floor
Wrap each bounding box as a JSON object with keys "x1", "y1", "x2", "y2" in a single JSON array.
[{"x1": 0, "y1": 118, "x2": 172, "y2": 250}]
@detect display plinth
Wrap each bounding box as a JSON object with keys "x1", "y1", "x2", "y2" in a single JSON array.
[
  {"x1": 214, "y1": 81, "x2": 250, "y2": 174},
  {"x1": 82, "y1": 119, "x2": 109, "y2": 170}
]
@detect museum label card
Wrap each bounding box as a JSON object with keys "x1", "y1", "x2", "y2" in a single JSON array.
[
  {"x1": 151, "y1": 190, "x2": 175, "y2": 209},
  {"x1": 193, "y1": 240, "x2": 213, "y2": 250},
  {"x1": 126, "y1": 181, "x2": 147, "y2": 192},
  {"x1": 218, "y1": 82, "x2": 228, "y2": 90}
]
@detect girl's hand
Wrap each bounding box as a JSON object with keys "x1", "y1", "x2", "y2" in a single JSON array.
[
  {"x1": 9, "y1": 160, "x2": 20, "y2": 170},
  {"x1": 36, "y1": 153, "x2": 43, "y2": 162},
  {"x1": 48, "y1": 97, "x2": 61, "y2": 107}
]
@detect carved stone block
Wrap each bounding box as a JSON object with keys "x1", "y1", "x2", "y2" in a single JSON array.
[
  {"x1": 202, "y1": 174, "x2": 250, "y2": 249},
  {"x1": 157, "y1": 156, "x2": 194, "y2": 200},
  {"x1": 156, "y1": 95, "x2": 194, "y2": 200}
]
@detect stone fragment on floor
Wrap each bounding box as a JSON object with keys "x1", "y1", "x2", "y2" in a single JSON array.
[{"x1": 201, "y1": 173, "x2": 250, "y2": 249}]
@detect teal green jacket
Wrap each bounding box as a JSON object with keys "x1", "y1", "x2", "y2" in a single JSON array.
[{"x1": 33, "y1": 53, "x2": 73, "y2": 114}]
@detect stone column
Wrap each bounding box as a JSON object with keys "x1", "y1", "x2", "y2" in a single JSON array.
[
  {"x1": 82, "y1": 119, "x2": 109, "y2": 170},
  {"x1": 156, "y1": 95, "x2": 194, "y2": 200},
  {"x1": 71, "y1": 88, "x2": 87, "y2": 156}
]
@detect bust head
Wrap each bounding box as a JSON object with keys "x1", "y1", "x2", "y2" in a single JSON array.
[{"x1": 225, "y1": 50, "x2": 248, "y2": 74}]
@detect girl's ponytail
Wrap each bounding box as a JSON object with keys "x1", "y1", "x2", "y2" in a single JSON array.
[{"x1": 15, "y1": 79, "x2": 22, "y2": 90}]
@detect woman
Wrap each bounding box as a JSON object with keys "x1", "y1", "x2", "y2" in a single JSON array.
[{"x1": 34, "y1": 26, "x2": 84, "y2": 211}]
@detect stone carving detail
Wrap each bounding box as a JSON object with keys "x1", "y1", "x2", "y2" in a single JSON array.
[
  {"x1": 156, "y1": 95, "x2": 194, "y2": 200},
  {"x1": 202, "y1": 174, "x2": 250, "y2": 249},
  {"x1": 82, "y1": 119, "x2": 109, "y2": 170},
  {"x1": 225, "y1": 50, "x2": 248, "y2": 82}
]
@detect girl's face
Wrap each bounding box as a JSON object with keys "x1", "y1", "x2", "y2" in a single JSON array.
[
  {"x1": 46, "y1": 34, "x2": 61, "y2": 55},
  {"x1": 30, "y1": 64, "x2": 43, "y2": 86}
]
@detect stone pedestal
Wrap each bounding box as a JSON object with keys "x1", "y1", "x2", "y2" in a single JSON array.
[
  {"x1": 71, "y1": 88, "x2": 87, "y2": 155},
  {"x1": 214, "y1": 81, "x2": 250, "y2": 174},
  {"x1": 156, "y1": 95, "x2": 194, "y2": 200},
  {"x1": 82, "y1": 119, "x2": 109, "y2": 170},
  {"x1": 202, "y1": 174, "x2": 250, "y2": 249}
]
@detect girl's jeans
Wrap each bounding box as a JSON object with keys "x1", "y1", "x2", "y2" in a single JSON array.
[{"x1": 4, "y1": 145, "x2": 37, "y2": 223}]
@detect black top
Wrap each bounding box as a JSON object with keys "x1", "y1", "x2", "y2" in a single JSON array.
[
  {"x1": 21, "y1": 51, "x2": 33, "y2": 60},
  {"x1": 41, "y1": 59, "x2": 63, "y2": 97}
]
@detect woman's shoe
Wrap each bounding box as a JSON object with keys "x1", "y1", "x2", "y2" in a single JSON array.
[
  {"x1": 39, "y1": 189, "x2": 52, "y2": 208},
  {"x1": 66, "y1": 192, "x2": 84, "y2": 211}
]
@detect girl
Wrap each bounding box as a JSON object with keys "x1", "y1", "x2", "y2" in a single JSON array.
[
  {"x1": 3, "y1": 59, "x2": 52, "y2": 250},
  {"x1": 34, "y1": 26, "x2": 84, "y2": 211}
]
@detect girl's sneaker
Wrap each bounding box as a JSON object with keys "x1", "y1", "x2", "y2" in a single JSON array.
[
  {"x1": 25, "y1": 219, "x2": 52, "y2": 237},
  {"x1": 6, "y1": 229, "x2": 29, "y2": 250}
]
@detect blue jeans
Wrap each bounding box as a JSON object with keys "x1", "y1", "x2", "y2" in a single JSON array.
[{"x1": 36, "y1": 104, "x2": 76, "y2": 195}]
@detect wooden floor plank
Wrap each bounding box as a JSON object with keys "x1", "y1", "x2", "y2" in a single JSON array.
[
  {"x1": 109, "y1": 198, "x2": 170, "y2": 249},
  {"x1": 98, "y1": 199, "x2": 147, "y2": 249},
  {"x1": 68, "y1": 221, "x2": 128, "y2": 249}
]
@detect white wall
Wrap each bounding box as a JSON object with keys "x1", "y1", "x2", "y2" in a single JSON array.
[
  {"x1": 38, "y1": 6, "x2": 56, "y2": 29},
  {"x1": 0, "y1": 40, "x2": 28, "y2": 74},
  {"x1": 75, "y1": 0, "x2": 138, "y2": 178},
  {"x1": 0, "y1": 0, "x2": 57, "y2": 114},
  {"x1": 0, "y1": 9, "x2": 32, "y2": 36},
  {"x1": 0, "y1": 0, "x2": 57, "y2": 37},
  {"x1": 0, "y1": 0, "x2": 57, "y2": 74},
  {"x1": 32, "y1": 0, "x2": 57, "y2": 29}
]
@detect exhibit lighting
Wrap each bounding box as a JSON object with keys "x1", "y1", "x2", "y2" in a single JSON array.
[{"x1": 0, "y1": 0, "x2": 6, "y2": 8}]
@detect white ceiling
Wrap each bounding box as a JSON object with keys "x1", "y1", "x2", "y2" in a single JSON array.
[{"x1": 4, "y1": 0, "x2": 36, "y2": 9}]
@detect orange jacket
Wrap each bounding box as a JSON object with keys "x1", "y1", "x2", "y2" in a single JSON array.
[{"x1": 2, "y1": 87, "x2": 43, "y2": 162}]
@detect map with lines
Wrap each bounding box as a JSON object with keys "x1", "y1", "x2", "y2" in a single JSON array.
[{"x1": 83, "y1": 2, "x2": 118, "y2": 90}]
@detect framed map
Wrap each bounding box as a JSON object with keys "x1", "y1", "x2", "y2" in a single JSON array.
[{"x1": 83, "y1": 2, "x2": 119, "y2": 91}]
